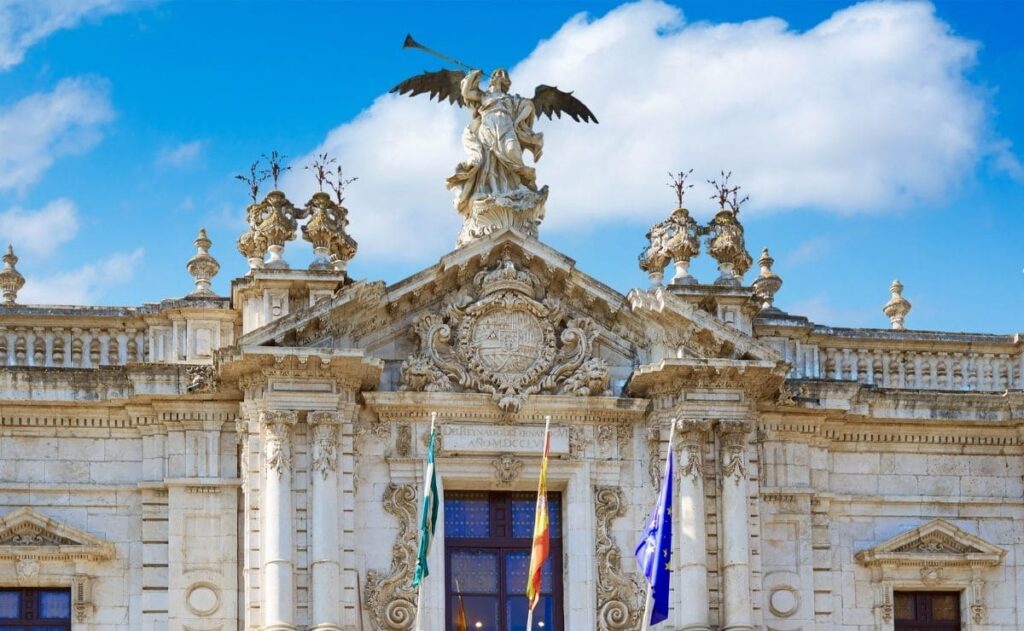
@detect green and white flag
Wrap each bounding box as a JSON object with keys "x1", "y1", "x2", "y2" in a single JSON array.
[{"x1": 411, "y1": 419, "x2": 439, "y2": 588}]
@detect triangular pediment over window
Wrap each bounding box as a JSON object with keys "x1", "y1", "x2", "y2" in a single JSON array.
[
  {"x1": 855, "y1": 519, "x2": 1005, "y2": 569},
  {"x1": 0, "y1": 507, "x2": 115, "y2": 562}
]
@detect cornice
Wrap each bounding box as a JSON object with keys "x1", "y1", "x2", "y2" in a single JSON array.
[
  {"x1": 363, "y1": 391, "x2": 649, "y2": 425},
  {"x1": 627, "y1": 357, "x2": 786, "y2": 400}
]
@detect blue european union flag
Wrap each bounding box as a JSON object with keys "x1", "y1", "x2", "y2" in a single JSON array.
[{"x1": 634, "y1": 438, "x2": 673, "y2": 626}]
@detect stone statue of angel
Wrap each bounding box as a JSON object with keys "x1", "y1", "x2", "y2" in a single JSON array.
[{"x1": 391, "y1": 38, "x2": 597, "y2": 244}]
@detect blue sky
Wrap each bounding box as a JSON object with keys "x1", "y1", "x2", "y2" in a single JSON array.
[{"x1": 0, "y1": 0, "x2": 1020, "y2": 334}]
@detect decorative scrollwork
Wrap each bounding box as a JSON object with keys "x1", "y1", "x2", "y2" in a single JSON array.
[
  {"x1": 594, "y1": 486, "x2": 644, "y2": 631},
  {"x1": 364, "y1": 484, "x2": 418, "y2": 630},
  {"x1": 400, "y1": 254, "x2": 610, "y2": 412}
]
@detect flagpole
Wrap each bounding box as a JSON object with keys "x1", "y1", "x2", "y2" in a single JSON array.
[
  {"x1": 526, "y1": 415, "x2": 551, "y2": 631},
  {"x1": 640, "y1": 584, "x2": 653, "y2": 631},
  {"x1": 413, "y1": 411, "x2": 438, "y2": 631},
  {"x1": 641, "y1": 419, "x2": 676, "y2": 631}
]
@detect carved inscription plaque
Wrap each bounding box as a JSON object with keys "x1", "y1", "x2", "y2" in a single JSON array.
[{"x1": 442, "y1": 423, "x2": 569, "y2": 455}]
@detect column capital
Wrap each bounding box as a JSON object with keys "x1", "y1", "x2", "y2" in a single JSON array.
[
  {"x1": 716, "y1": 419, "x2": 752, "y2": 441},
  {"x1": 307, "y1": 410, "x2": 343, "y2": 427},
  {"x1": 675, "y1": 417, "x2": 713, "y2": 440},
  {"x1": 259, "y1": 409, "x2": 299, "y2": 427},
  {"x1": 261, "y1": 410, "x2": 297, "y2": 478}
]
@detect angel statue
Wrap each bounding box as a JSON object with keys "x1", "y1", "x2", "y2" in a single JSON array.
[{"x1": 391, "y1": 36, "x2": 597, "y2": 246}]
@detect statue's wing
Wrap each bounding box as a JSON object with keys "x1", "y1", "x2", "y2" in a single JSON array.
[
  {"x1": 389, "y1": 69, "x2": 467, "y2": 106},
  {"x1": 532, "y1": 85, "x2": 598, "y2": 124}
]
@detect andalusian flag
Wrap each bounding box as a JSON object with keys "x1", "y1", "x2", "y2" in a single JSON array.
[
  {"x1": 526, "y1": 417, "x2": 552, "y2": 612},
  {"x1": 411, "y1": 416, "x2": 439, "y2": 588}
]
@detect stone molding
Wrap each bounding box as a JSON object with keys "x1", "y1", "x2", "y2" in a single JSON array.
[
  {"x1": 593, "y1": 486, "x2": 644, "y2": 631},
  {"x1": 363, "y1": 483, "x2": 418, "y2": 631}
]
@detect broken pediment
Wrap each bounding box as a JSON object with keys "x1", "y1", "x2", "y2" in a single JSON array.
[
  {"x1": 0, "y1": 507, "x2": 115, "y2": 562},
  {"x1": 855, "y1": 519, "x2": 1005, "y2": 568}
]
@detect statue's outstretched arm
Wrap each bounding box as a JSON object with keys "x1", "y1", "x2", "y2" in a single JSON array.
[{"x1": 461, "y1": 70, "x2": 484, "y2": 106}]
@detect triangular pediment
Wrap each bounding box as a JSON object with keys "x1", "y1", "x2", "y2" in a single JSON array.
[
  {"x1": 240, "y1": 229, "x2": 770, "y2": 361},
  {"x1": 232, "y1": 230, "x2": 785, "y2": 408},
  {"x1": 856, "y1": 519, "x2": 1005, "y2": 568},
  {"x1": 0, "y1": 507, "x2": 115, "y2": 561}
]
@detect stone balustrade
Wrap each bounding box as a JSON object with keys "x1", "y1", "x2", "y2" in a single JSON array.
[
  {"x1": 757, "y1": 321, "x2": 1023, "y2": 391},
  {"x1": 0, "y1": 299, "x2": 236, "y2": 368},
  {"x1": 0, "y1": 324, "x2": 147, "y2": 367}
]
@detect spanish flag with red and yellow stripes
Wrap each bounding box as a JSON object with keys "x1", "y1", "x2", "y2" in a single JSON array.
[{"x1": 526, "y1": 417, "x2": 552, "y2": 613}]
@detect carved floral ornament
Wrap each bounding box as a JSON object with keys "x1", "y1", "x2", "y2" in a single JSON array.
[
  {"x1": 400, "y1": 253, "x2": 611, "y2": 412},
  {"x1": 260, "y1": 410, "x2": 298, "y2": 477},
  {"x1": 855, "y1": 519, "x2": 1006, "y2": 625}
]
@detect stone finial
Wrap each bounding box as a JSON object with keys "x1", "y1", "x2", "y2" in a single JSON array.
[
  {"x1": 883, "y1": 279, "x2": 911, "y2": 330},
  {"x1": 751, "y1": 247, "x2": 782, "y2": 311},
  {"x1": 0, "y1": 245, "x2": 26, "y2": 304},
  {"x1": 237, "y1": 191, "x2": 303, "y2": 271},
  {"x1": 638, "y1": 219, "x2": 672, "y2": 287},
  {"x1": 186, "y1": 228, "x2": 220, "y2": 297},
  {"x1": 302, "y1": 192, "x2": 358, "y2": 272},
  {"x1": 705, "y1": 171, "x2": 752, "y2": 286}
]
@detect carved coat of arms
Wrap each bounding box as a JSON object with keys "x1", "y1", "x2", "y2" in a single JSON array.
[{"x1": 401, "y1": 254, "x2": 611, "y2": 411}]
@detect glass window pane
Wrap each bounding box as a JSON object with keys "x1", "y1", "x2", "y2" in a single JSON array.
[
  {"x1": 0, "y1": 592, "x2": 19, "y2": 618},
  {"x1": 505, "y1": 549, "x2": 553, "y2": 595},
  {"x1": 454, "y1": 595, "x2": 499, "y2": 631},
  {"x1": 894, "y1": 593, "x2": 914, "y2": 620},
  {"x1": 932, "y1": 593, "x2": 959, "y2": 621},
  {"x1": 506, "y1": 594, "x2": 553, "y2": 631},
  {"x1": 511, "y1": 495, "x2": 560, "y2": 539},
  {"x1": 446, "y1": 494, "x2": 491, "y2": 538},
  {"x1": 39, "y1": 590, "x2": 71, "y2": 620},
  {"x1": 450, "y1": 550, "x2": 499, "y2": 594}
]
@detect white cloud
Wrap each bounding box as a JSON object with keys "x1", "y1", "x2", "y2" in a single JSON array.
[
  {"x1": 286, "y1": 0, "x2": 992, "y2": 262},
  {"x1": 19, "y1": 248, "x2": 144, "y2": 305},
  {"x1": 787, "y1": 292, "x2": 875, "y2": 328},
  {"x1": 0, "y1": 197, "x2": 79, "y2": 256},
  {"x1": 0, "y1": 77, "x2": 114, "y2": 193},
  {"x1": 158, "y1": 140, "x2": 207, "y2": 169},
  {"x1": 783, "y1": 236, "x2": 832, "y2": 267},
  {"x1": 0, "y1": 0, "x2": 132, "y2": 71}
]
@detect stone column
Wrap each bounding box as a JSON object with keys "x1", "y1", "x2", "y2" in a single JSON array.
[
  {"x1": 718, "y1": 420, "x2": 753, "y2": 631},
  {"x1": 676, "y1": 419, "x2": 711, "y2": 630},
  {"x1": 261, "y1": 410, "x2": 298, "y2": 631},
  {"x1": 308, "y1": 411, "x2": 342, "y2": 631}
]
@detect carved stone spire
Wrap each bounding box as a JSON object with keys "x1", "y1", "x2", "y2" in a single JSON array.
[
  {"x1": 751, "y1": 247, "x2": 782, "y2": 311},
  {"x1": 186, "y1": 228, "x2": 220, "y2": 297},
  {"x1": 0, "y1": 245, "x2": 26, "y2": 305},
  {"x1": 883, "y1": 279, "x2": 911, "y2": 330}
]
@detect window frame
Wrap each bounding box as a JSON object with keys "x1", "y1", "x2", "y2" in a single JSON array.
[
  {"x1": 893, "y1": 590, "x2": 963, "y2": 630},
  {"x1": 444, "y1": 490, "x2": 564, "y2": 631},
  {"x1": 0, "y1": 587, "x2": 73, "y2": 629}
]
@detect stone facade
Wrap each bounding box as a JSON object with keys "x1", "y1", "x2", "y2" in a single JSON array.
[{"x1": 0, "y1": 193, "x2": 1021, "y2": 631}]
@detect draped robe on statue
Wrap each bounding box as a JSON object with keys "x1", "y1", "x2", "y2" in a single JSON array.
[{"x1": 447, "y1": 81, "x2": 545, "y2": 218}]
